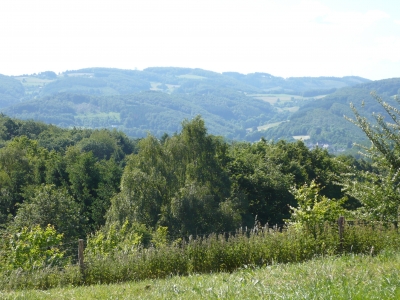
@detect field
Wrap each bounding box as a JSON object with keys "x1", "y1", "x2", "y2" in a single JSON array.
[
  {"x1": 257, "y1": 120, "x2": 288, "y2": 131},
  {"x1": 293, "y1": 135, "x2": 311, "y2": 140},
  {"x1": 3, "y1": 251, "x2": 400, "y2": 299},
  {"x1": 248, "y1": 94, "x2": 326, "y2": 104},
  {"x1": 14, "y1": 76, "x2": 56, "y2": 87},
  {"x1": 249, "y1": 94, "x2": 298, "y2": 104}
]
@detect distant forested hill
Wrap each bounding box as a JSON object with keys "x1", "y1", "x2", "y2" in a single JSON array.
[
  {"x1": 0, "y1": 67, "x2": 376, "y2": 150},
  {"x1": 258, "y1": 78, "x2": 400, "y2": 153},
  {"x1": 3, "y1": 89, "x2": 277, "y2": 140},
  {"x1": 0, "y1": 74, "x2": 25, "y2": 107},
  {"x1": 3, "y1": 67, "x2": 369, "y2": 101}
]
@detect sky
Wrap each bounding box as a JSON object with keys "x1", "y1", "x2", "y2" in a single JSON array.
[{"x1": 1, "y1": 0, "x2": 399, "y2": 80}]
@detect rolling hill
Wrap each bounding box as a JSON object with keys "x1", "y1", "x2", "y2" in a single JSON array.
[
  {"x1": 257, "y1": 78, "x2": 400, "y2": 152},
  {"x1": 0, "y1": 67, "x2": 385, "y2": 151}
]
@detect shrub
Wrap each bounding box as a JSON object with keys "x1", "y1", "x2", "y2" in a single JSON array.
[{"x1": 1, "y1": 224, "x2": 67, "y2": 272}]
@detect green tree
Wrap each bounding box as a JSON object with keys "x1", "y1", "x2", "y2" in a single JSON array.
[
  {"x1": 107, "y1": 116, "x2": 239, "y2": 235},
  {"x1": 65, "y1": 147, "x2": 101, "y2": 232},
  {"x1": 227, "y1": 139, "x2": 345, "y2": 227},
  {"x1": 227, "y1": 140, "x2": 294, "y2": 226},
  {"x1": 288, "y1": 180, "x2": 347, "y2": 237},
  {"x1": 76, "y1": 130, "x2": 120, "y2": 160},
  {"x1": 0, "y1": 136, "x2": 47, "y2": 226},
  {"x1": 13, "y1": 184, "x2": 82, "y2": 241},
  {"x1": 341, "y1": 93, "x2": 400, "y2": 223},
  {"x1": 2, "y1": 224, "x2": 66, "y2": 271}
]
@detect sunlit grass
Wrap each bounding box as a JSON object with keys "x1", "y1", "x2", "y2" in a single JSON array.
[{"x1": 3, "y1": 251, "x2": 400, "y2": 299}]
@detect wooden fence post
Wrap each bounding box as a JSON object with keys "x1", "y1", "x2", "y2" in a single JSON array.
[
  {"x1": 78, "y1": 239, "x2": 85, "y2": 275},
  {"x1": 338, "y1": 216, "x2": 345, "y2": 251}
]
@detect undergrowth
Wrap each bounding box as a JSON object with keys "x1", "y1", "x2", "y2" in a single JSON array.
[{"x1": 0, "y1": 222, "x2": 399, "y2": 291}]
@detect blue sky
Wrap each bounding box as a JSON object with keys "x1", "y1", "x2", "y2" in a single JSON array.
[{"x1": 1, "y1": 0, "x2": 399, "y2": 80}]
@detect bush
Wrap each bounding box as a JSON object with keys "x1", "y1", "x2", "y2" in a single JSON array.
[{"x1": 1, "y1": 225, "x2": 67, "y2": 272}]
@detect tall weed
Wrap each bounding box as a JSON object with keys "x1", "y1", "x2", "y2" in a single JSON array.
[{"x1": 1, "y1": 222, "x2": 398, "y2": 290}]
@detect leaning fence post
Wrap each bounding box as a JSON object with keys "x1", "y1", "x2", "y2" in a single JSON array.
[
  {"x1": 78, "y1": 239, "x2": 85, "y2": 275},
  {"x1": 338, "y1": 216, "x2": 345, "y2": 251}
]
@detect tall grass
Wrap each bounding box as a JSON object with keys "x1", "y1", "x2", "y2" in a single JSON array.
[
  {"x1": 5, "y1": 250, "x2": 400, "y2": 299},
  {"x1": 1, "y1": 222, "x2": 399, "y2": 290}
]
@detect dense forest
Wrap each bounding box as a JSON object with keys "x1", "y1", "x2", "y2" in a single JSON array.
[{"x1": 0, "y1": 113, "x2": 355, "y2": 240}]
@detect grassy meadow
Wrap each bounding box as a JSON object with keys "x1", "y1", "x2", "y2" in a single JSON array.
[{"x1": 3, "y1": 250, "x2": 400, "y2": 299}]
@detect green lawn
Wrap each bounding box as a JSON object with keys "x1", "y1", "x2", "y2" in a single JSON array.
[{"x1": 3, "y1": 251, "x2": 400, "y2": 299}]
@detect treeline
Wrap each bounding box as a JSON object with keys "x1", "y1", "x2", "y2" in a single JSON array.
[{"x1": 0, "y1": 114, "x2": 366, "y2": 243}]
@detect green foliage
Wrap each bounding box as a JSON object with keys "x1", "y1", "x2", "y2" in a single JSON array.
[
  {"x1": 227, "y1": 139, "x2": 344, "y2": 226},
  {"x1": 288, "y1": 180, "x2": 348, "y2": 236},
  {"x1": 151, "y1": 226, "x2": 168, "y2": 248},
  {"x1": 0, "y1": 114, "x2": 356, "y2": 241},
  {"x1": 227, "y1": 140, "x2": 293, "y2": 225},
  {"x1": 12, "y1": 184, "x2": 81, "y2": 241},
  {"x1": 108, "y1": 116, "x2": 238, "y2": 235},
  {"x1": 62, "y1": 223, "x2": 400, "y2": 286},
  {"x1": 1, "y1": 225, "x2": 66, "y2": 271},
  {"x1": 0, "y1": 114, "x2": 137, "y2": 157},
  {"x1": 0, "y1": 136, "x2": 46, "y2": 224},
  {"x1": 341, "y1": 93, "x2": 400, "y2": 223},
  {"x1": 85, "y1": 220, "x2": 150, "y2": 258},
  {"x1": 0, "y1": 116, "x2": 130, "y2": 236},
  {"x1": 2, "y1": 222, "x2": 398, "y2": 290},
  {"x1": 343, "y1": 170, "x2": 400, "y2": 222}
]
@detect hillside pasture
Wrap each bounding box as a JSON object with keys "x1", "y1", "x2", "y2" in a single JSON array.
[
  {"x1": 257, "y1": 120, "x2": 288, "y2": 131},
  {"x1": 248, "y1": 93, "x2": 326, "y2": 105},
  {"x1": 249, "y1": 94, "x2": 297, "y2": 104}
]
